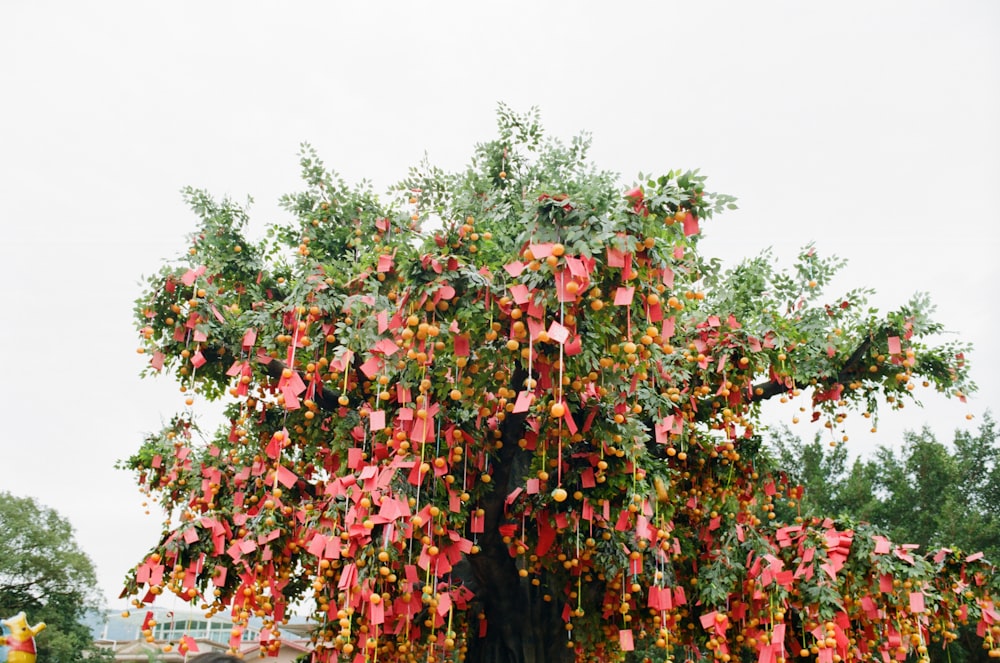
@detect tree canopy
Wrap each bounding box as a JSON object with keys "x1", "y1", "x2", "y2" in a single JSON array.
[
  {"x1": 0, "y1": 492, "x2": 110, "y2": 663},
  {"x1": 123, "y1": 106, "x2": 995, "y2": 663}
]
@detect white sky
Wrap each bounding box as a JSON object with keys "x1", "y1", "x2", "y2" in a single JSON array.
[{"x1": 1, "y1": 1, "x2": 997, "y2": 609}]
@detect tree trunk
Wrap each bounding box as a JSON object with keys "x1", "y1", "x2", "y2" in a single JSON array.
[
  {"x1": 462, "y1": 552, "x2": 571, "y2": 663},
  {"x1": 458, "y1": 385, "x2": 573, "y2": 663}
]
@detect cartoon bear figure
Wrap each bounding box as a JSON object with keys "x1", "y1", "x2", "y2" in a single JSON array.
[{"x1": 0, "y1": 612, "x2": 46, "y2": 663}]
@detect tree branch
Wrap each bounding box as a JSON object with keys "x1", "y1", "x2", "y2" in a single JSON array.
[
  {"x1": 192, "y1": 343, "x2": 355, "y2": 412},
  {"x1": 750, "y1": 328, "x2": 883, "y2": 404}
]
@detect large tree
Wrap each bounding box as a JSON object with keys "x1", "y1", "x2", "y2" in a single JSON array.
[
  {"x1": 122, "y1": 107, "x2": 996, "y2": 663},
  {"x1": 0, "y1": 492, "x2": 111, "y2": 663}
]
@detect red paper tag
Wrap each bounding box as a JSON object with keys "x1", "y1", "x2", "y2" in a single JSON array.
[
  {"x1": 547, "y1": 321, "x2": 570, "y2": 344},
  {"x1": 614, "y1": 286, "x2": 635, "y2": 306},
  {"x1": 504, "y1": 261, "x2": 526, "y2": 277},
  {"x1": 275, "y1": 465, "x2": 297, "y2": 488},
  {"x1": 682, "y1": 213, "x2": 699, "y2": 236},
  {"x1": 513, "y1": 391, "x2": 534, "y2": 413},
  {"x1": 510, "y1": 284, "x2": 531, "y2": 305}
]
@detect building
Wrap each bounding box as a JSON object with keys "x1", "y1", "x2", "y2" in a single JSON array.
[
  {"x1": 96, "y1": 638, "x2": 313, "y2": 662},
  {"x1": 94, "y1": 607, "x2": 261, "y2": 644},
  {"x1": 92, "y1": 607, "x2": 313, "y2": 661}
]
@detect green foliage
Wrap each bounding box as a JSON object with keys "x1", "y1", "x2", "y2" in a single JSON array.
[
  {"x1": 0, "y1": 492, "x2": 111, "y2": 663},
  {"x1": 770, "y1": 415, "x2": 1000, "y2": 563}
]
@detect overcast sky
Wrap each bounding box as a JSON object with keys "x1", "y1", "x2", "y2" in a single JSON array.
[{"x1": 1, "y1": 1, "x2": 997, "y2": 609}]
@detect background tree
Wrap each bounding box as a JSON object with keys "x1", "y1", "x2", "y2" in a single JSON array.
[
  {"x1": 0, "y1": 492, "x2": 111, "y2": 663},
  {"x1": 769, "y1": 415, "x2": 1000, "y2": 561},
  {"x1": 122, "y1": 106, "x2": 995, "y2": 663},
  {"x1": 769, "y1": 416, "x2": 1000, "y2": 663}
]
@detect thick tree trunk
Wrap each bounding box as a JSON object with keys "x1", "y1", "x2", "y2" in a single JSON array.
[
  {"x1": 462, "y1": 552, "x2": 570, "y2": 663},
  {"x1": 458, "y1": 399, "x2": 573, "y2": 663}
]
